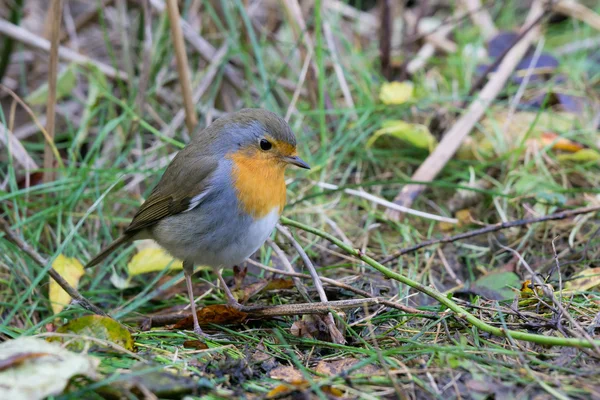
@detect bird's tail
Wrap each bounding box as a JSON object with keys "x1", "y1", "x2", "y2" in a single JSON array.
[{"x1": 85, "y1": 234, "x2": 133, "y2": 268}]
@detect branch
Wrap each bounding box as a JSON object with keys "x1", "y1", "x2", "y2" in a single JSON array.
[{"x1": 381, "y1": 205, "x2": 600, "y2": 264}]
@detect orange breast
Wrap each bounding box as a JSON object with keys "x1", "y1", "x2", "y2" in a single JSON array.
[{"x1": 228, "y1": 152, "x2": 287, "y2": 218}]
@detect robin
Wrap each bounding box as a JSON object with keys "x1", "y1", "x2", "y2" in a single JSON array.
[{"x1": 86, "y1": 109, "x2": 310, "y2": 334}]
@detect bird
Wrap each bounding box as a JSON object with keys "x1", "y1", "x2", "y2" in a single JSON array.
[{"x1": 85, "y1": 108, "x2": 310, "y2": 334}]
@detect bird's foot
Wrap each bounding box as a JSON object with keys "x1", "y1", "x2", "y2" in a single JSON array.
[{"x1": 193, "y1": 323, "x2": 205, "y2": 336}]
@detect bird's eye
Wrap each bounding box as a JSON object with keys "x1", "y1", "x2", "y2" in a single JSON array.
[{"x1": 260, "y1": 139, "x2": 272, "y2": 151}]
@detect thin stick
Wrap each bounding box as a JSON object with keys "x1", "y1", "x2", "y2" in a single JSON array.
[
  {"x1": 0, "y1": 19, "x2": 127, "y2": 80},
  {"x1": 316, "y1": 181, "x2": 457, "y2": 224},
  {"x1": 245, "y1": 258, "x2": 433, "y2": 316},
  {"x1": 276, "y1": 224, "x2": 346, "y2": 343},
  {"x1": 266, "y1": 239, "x2": 311, "y2": 302},
  {"x1": 42, "y1": 0, "x2": 62, "y2": 183},
  {"x1": 381, "y1": 205, "x2": 600, "y2": 264},
  {"x1": 461, "y1": 0, "x2": 498, "y2": 40},
  {"x1": 0, "y1": 218, "x2": 106, "y2": 317},
  {"x1": 0, "y1": 124, "x2": 39, "y2": 170},
  {"x1": 133, "y1": 298, "x2": 382, "y2": 327},
  {"x1": 386, "y1": 1, "x2": 545, "y2": 214},
  {"x1": 165, "y1": 0, "x2": 197, "y2": 133},
  {"x1": 553, "y1": 0, "x2": 600, "y2": 32}
]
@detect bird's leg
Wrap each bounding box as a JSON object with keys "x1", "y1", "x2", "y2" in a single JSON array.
[
  {"x1": 183, "y1": 261, "x2": 204, "y2": 335},
  {"x1": 216, "y1": 267, "x2": 243, "y2": 309}
]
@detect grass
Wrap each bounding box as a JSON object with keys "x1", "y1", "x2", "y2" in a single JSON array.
[{"x1": 2, "y1": 1, "x2": 600, "y2": 399}]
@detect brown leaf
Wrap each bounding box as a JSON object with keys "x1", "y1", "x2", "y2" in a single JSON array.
[
  {"x1": 172, "y1": 305, "x2": 247, "y2": 329},
  {"x1": 269, "y1": 365, "x2": 304, "y2": 382},
  {"x1": 315, "y1": 358, "x2": 379, "y2": 377},
  {"x1": 234, "y1": 278, "x2": 295, "y2": 303},
  {"x1": 291, "y1": 314, "x2": 346, "y2": 344},
  {"x1": 539, "y1": 132, "x2": 584, "y2": 153},
  {"x1": 182, "y1": 340, "x2": 208, "y2": 350},
  {"x1": 264, "y1": 278, "x2": 294, "y2": 291},
  {"x1": 0, "y1": 352, "x2": 54, "y2": 372}
]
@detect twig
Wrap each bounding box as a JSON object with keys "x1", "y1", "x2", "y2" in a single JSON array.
[
  {"x1": 282, "y1": 216, "x2": 600, "y2": 349},
  {"x1": 0, "y1": 124, "x2": 39, "y2": 170},
  {"x1": 553, "y1": 0, "x2": 600, "y2": 32},
  {"x1": 460, "y1": 0, "x2": 498, "y2": 40},
  {"x1": 316, "y1": 181, "x2": 457, "y2": 224},
  {"x1": 284, "y1": 45, "x2": 312, "y2": 122},
  {"x1": 245, "y1": 258, "x2": 434, "y2": 316},
  {"x1": 386, "y1": 1, "x2": 545, "y2": 214},
  {"x1": 0, "y1": 19, "x2": 127, "y2": 80},
  {"x1": 59, "y1": 0, "x2": 114, "y2": 42},
  {"x1": 381, "y1": 205, "x2": 600, "y2": 264},
  {"x1": 322, "y1": 18, "x2": 356, "y2": 119},
  {"x1": 42, "y1": 0, "x2": 62, "y2": 184},
  {"x1": 165, "y1": 0, "x2": 197, "y2": 134},
  {"x1": 266, "y1": 239, "x2": 311, "y2": 302},
  {"x1": 276, "y1": 224, "x2": 346, "y2": 344},
  {"x1": 132, "y1": 298, "x2": 382, "y2": 327},
  {"x1": 0, "y1": 218, "x2": 106, "y2": 317}
]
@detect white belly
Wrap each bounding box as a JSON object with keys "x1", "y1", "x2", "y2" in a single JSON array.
[{"x1": 219, "y1": 207, "x2": 280, "y2": 266}]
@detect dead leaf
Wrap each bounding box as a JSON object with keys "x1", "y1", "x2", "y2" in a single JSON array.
[
  {"x1": 565, "y1": 268, "x2": 600, "y2": 292},
  {"x1": 172, "y1": 305, "x2": 247, "y2": 329},
  {"x1": 269, "y1": 365, "x2": 304, "y2": 382},
  {"x1": 315, "y1": 358, "x2": 379, "y2": 377},
  {"x1": 50, "y1": 315, "x2": 134, "y2": 351},
  {"x1": 182, "y1": 340, "x2": 208, "y2": 350},
  {"x1": 49, "y1": 254, "x2": 85, "y2": 315},
  {"x1": 127, "y1": 242, "x2": 183, "y2": 276},
  {"x1": 266, "y1": 381, "x2": 309, "y2": 399},
  {"x1": 379, "y1": 81, "x2": 414, "y2": 104},
  {"x1": 539, "y1": 132, "x2": 584, "y2": 152},
  {"x1": 233, "y1": 265, "x2": 247, "y2": 290},
  {"x1": 0, "y1": 337, "x2": 98, "y2": 400},
  {"x1": 234, "y1": 278, "x2": 295, "y2": 303}
]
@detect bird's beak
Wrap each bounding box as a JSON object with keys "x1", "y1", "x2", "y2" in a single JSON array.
[{"x1": 283, "y1": 155, "x2": 311, "y2": 169}]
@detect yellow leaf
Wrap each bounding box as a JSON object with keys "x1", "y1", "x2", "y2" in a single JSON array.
[
  {"x1": 127, "y1": 245, "x2": 183, "y2": 276},
  {"x1": 564, "y1": 268, "x2": 600, "y2": 292},
  {"x1": 367, "y1": 120, "x2": 436, "y2": 151},
  {"x1": 379, "y1": 81, "x2": 414, "y2": 105},
  {"x1": 50, "y1": 254, "x2": 85, "y2": 315},
  {"x1": 557, "y1": 149, "x2": 600, "y2": 164}
]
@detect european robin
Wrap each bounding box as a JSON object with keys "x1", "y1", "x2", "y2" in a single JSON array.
[{"x1": 86, "y1": 109, "x2": 310, "y2": 334}]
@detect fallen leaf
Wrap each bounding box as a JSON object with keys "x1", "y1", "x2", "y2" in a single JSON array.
[
  {"x1": 269, "y1": 365, "x2": 304, "y2": 382},
  {"x1": 379, "y1": 81, "x2": 414, "y2": 105},
  {"x1": 315, "y1": 358, "x2": 379, "y2": 377},
  {"x1": 266, "y1": 381, "x2": 309, "y2": 399},
  {"x1": 539, "y1": 132, "x2": 584, "y2": 153},
  {"x1": 234, "y1": 278, "x2": 295, "y2": 303},
  {"x1": 49, "y1": 254, "x2": 85, "y2": 315},
  {"x1": 565, "y1": 268, "x2": 600, "y2": 292},
  {"x1": 50, "y1": 315, "x2": 134, "y2": 351},
  {"x1": 557, "y1": 149, "x2": 600, "y2": 164},
  {"x1": 367, "y1": 119, "x2": 437, "y2": 151},
  {"x1": 0, "y1": 337, "x2": 98, "y2": 400},
  {"x1": 183, "y1": 340, "x2": 208, "y2": 350},
  {"x1": 172, "y1": 305, "x2": 247, "y2": 329},
  {"x1": 127, "y1": 244, "x2": 183, "y2": 276}
]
